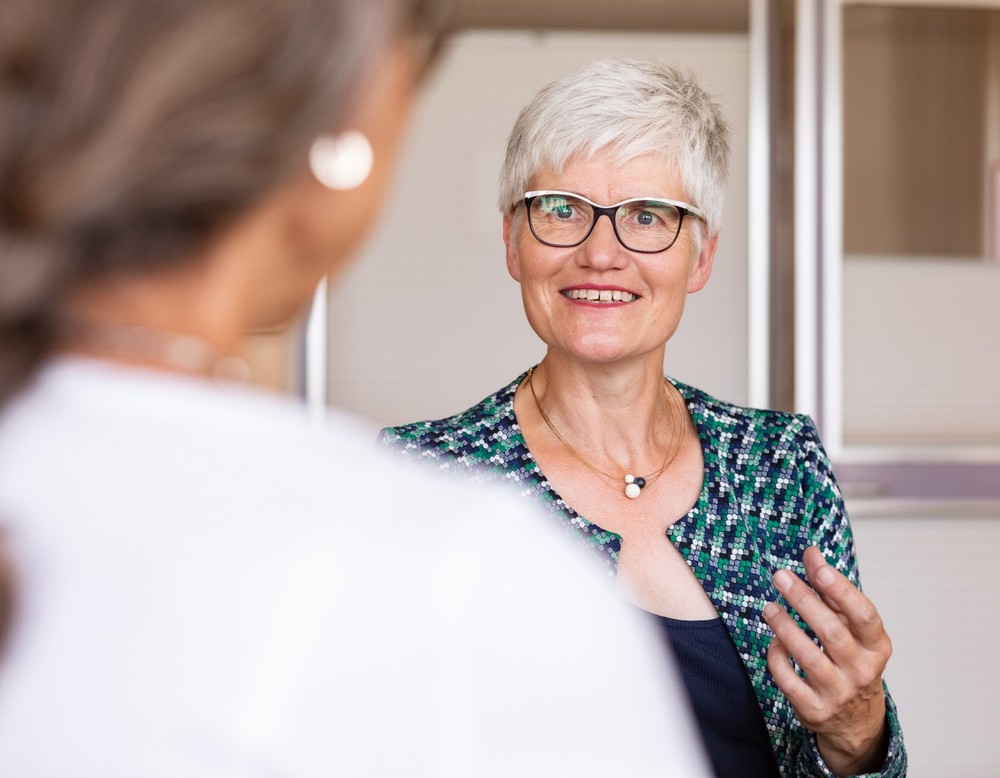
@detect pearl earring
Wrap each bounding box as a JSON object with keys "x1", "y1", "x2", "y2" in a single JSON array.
[{"x1": 308, "y1": 130, "x2": 373, "y2": 191}]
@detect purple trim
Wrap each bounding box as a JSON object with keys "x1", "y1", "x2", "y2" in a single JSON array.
[{"x1": 835, "y1": 462, "x2": 1000, "y2": 500}]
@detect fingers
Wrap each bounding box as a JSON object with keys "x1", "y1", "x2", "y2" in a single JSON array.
[
  {"x1": 770, "y1": 628, "x2": 889, "y2": 776},
  {"x1": 778, "y1": 547, "x2": 890, "y2": 656},
  {"x1": 803, "y1": 546, "x2": 852, "y2": 618},
  {"x1": 765, "y1": 633, "x2": 819, "y2": 709},
  {"x1": 763, "y1": 600, "x2": 840, "y2": 696},
  {"x1": 771, "y1": 567, "x2": 858, "y2": 664},
  {"x1": 764, "y1": 600, "x2": 870, "y2": 730},
  {"x1": 764, "y1": 548, "x2": 892, "y2": 774},
  {"x1": 764, "y1": 547, "x2": 891, "y2": 701}
]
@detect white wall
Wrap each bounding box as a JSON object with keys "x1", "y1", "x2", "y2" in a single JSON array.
[
  {"x1": 850, "y1": 507, "x2": 1000, "y2": 777},
  {"x1": 325, "y1": 31, "x2": 749, "y2": 429},
  {"x1": 843, "y1": 258, "x2": 1000, "y2": 446}
]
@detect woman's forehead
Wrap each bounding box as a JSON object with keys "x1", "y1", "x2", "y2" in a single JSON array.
[{"x1": 529, "y1": 151, "x2": 685, "y2": 204}]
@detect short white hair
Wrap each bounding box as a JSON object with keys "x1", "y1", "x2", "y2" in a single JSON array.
[{"x1": 498, "y1": 59, "x2": 732, "y2": 236}]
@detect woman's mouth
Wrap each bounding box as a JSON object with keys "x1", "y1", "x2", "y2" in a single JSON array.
[{"x1": 562, "y1": 288, "x2": 637, "y2": 303}]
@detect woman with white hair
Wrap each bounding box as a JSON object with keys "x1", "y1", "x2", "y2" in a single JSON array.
[{"x1": 382, "y1": 59, "x2": 907, "y2": 778}]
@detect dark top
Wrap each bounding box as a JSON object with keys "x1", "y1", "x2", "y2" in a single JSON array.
[{"x1": 653, "y1": 614, "x2": 781, "y2": 778}]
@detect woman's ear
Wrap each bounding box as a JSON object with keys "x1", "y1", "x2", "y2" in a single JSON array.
[
  {"x1": 503, "y1": 212, "x2": 522, "y2": 283},
  {"x1": 686, "y1": 233, "x2": 718, "y2": 293}
]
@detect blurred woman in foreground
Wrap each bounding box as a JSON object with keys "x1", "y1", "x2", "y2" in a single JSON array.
[{"x1": 0, "y1": 2, "x2": 709, "y2": 774}]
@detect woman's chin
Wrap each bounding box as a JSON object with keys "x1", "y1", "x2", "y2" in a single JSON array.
[{"x1": 550, "y1": 339, "x2": 663, "y2": 367}]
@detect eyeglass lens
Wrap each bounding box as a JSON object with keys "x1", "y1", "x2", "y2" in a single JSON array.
[{"x1": 527, "y1": 193, "x2": 683, "y2": 252}]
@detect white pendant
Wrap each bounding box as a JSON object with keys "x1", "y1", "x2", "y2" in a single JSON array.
[{"x1": 625, "y1": 482, "x2": 642, "y2": 499}]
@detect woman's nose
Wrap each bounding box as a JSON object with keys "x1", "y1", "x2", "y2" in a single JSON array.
[{"x1": 577, "y1": 213, "x2": 627, "y2": 270}]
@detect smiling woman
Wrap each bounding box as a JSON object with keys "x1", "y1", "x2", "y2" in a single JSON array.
[{"x1": 380, "y1": 59, "x2": 908, "y2": 778}]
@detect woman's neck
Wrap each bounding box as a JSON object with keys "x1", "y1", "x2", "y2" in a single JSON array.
[
  {"x1": 525, "y1": 351, "x2": 684, "y2": 464},
  {"x1": 55, "y1": 266, "x2": 251, "y2": 380}
]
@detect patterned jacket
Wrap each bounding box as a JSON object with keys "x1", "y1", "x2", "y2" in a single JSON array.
[{"x1": 379, "y1": 372, "x2": 907, "y2": 778}]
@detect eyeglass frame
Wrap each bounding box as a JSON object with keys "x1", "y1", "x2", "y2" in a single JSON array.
[{"x1": 522, "y1": 190, "x2": 706, "y2": 254}]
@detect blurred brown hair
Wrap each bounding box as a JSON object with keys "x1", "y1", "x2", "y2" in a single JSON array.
[
  {"x1": 0, "y1": 0, "x2": 453, "y2": 656},
  {"x1": 0, "y1": 0, "x2": 451, "y2": 408}
]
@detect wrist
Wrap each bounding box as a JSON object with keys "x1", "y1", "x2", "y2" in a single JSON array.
[{"x1": 817, "y1": 716, "x2": 890, "y2": 777}]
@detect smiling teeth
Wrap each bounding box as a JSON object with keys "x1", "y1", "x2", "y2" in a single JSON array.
[{"x1": 565, "y1": 289, "x2": 636, "y2": 303}]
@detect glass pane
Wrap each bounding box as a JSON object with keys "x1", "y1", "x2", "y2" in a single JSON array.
[
  {"x1": 843, "y1": 5, "x2": 995, "y2": 259},
  {"x1": 841, "y1": 5, "x2": 1000, "y2": 448}
]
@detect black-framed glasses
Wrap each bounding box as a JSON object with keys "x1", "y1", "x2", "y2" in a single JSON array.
[{"x1": 523, "y1": 190, "x2": 706, "y2": 254}]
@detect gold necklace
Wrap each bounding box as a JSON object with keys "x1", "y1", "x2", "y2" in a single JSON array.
[{"x1": 525, "y1": 366, "x2": 681, "y2": 499}]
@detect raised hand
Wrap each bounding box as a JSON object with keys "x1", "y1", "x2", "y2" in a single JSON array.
[{"x1": 763, "y1": 546, "x2": 891, "y2": 777}]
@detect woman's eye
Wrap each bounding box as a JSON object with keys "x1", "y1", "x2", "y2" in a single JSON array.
[
  {"x1": 622, "y1": 203, "x2": 679, "y2": 230},
  {"x1": 625, "y1": 208, "x2": 663, "y2": 228},
  {"x1": 537, "y1": 197, "x2": 583, "y2": 220}
]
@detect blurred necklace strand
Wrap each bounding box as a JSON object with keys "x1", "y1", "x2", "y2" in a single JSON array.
[
  {"x1": 56, "y1": 319, "x2": 250, "y2": 383},
  {"x1": 525, "y1": 366, "x2": 680, "y2": 499}
]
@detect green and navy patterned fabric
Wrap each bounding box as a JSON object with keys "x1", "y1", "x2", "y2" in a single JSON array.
[{"x1": 380, "y1": 371, "x2": 907, "y2": 778}]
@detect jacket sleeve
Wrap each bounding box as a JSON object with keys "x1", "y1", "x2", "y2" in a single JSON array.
[{"x1": 791, "y1": 417, "x2": 908, "y2": 778}]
